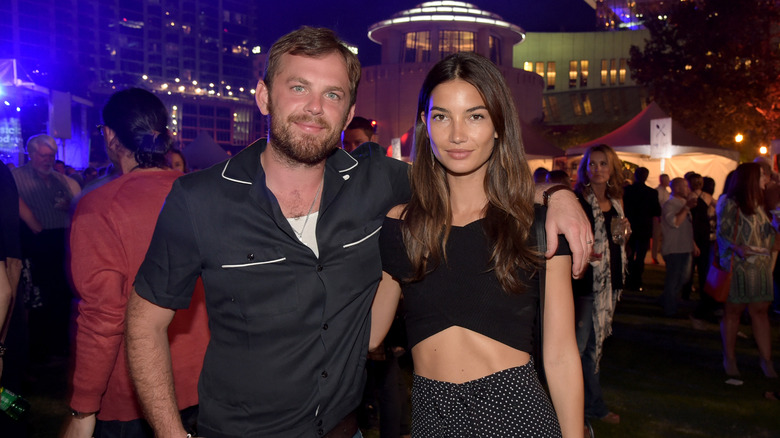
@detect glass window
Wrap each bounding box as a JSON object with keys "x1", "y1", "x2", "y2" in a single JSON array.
[
  {"x1": 439, "y1": 30, "x2": 474, "y2": 59},
  {"x1": 619, "y1": 58, "x2": 627, "y2": 84},
  {"x1": 546, "y1": 61, "x2": 556, "y2": 90},
  {"x1": 610, "y1": 59, "x2": 617, "y2": 85},
  {"x1": 547, "y1": 96, "x2": 560, "y2": 122},
  {"x1": 580, "y1": 60, "x2": 589, "y2": 87},
  {"x1": 569, "y1": 60, "x2": 578, "y2": 88},
  {"x1": 523, "y1": 62, "x2": 533, "y2": 72},
  {"x1": 402, "y1": 31, "x2": 430, "y2": 63},
  {"x1": 600, "y1": 59, "x2": 608, "y2": 86},
  {"x1": 489, "y1": 35, "x2": 501, "y2": 65},
  {"x1": 581, "y1": 93, "x2": 593, "y2": 115},
  {"x1": 570, "y1": 94, "x2": 582, "y2": 116},
  {"x1": 535, "y1": 62, "x2": 544, "y2": 77}
]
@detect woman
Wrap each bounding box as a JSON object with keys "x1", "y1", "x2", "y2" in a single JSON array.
[
  {"x1": 167, "y1": 148, "x2": 188, "y2": 173},
  {"x1": 370, "y1": 52, "x2": 583, "y2": 437},
  {"x1": 717, "y1": 162, "x2": 777, "y2": 378},
  {"x1": 64, "y1": 88, "x2": 209, "y2": 437},
  {"x1": 572, "y1": 144, "x2": 628, "y2": 424}
]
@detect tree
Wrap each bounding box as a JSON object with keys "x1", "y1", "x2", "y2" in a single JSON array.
[{"x1": 629, "y1": 0, "x2": 780, "y2": 158}]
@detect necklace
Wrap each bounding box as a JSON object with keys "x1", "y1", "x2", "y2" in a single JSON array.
[{"x1": 292, "y1": 179, "x2": 323, "y2": 238}]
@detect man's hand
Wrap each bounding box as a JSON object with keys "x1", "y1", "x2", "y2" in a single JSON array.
[{"x1": 544, "y1": 189, "x2": 592, "y2": 278}]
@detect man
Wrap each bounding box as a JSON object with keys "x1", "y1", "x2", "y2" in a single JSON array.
[
  {"x1": 660, "y1": 178, "x2": 700, "y2": 317},
  {"x1": 126, "y1": 27, "x2": 592, "y2": 438},
  {"x1": 652, "y1": 173, "x2": 671, "y2": 263},
  {"x1": 341, "y1": 116, "x2": 375, "y2": 153},
  {"x1": 623, "y1": 167, "x2": 661, "y2": 291},
  {"x1": 12, "y1": 134, "x2": 80, "y2": 363}
]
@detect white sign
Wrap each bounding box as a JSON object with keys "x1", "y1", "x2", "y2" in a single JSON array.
[{"x1": 650, "y1": 117, "x2": 672, "y2": 159}]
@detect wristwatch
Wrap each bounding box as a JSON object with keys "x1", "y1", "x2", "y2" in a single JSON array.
[{"x1": 543, "y1": 184, "x2": 574, "y2": 207}]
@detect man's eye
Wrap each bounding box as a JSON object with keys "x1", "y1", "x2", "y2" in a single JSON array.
[
  {"x1": 325, "y1": 92, "x2": 340, "y2": 100},
  {"x1": 291, "y1": 85, "x2": 305, "y2": 92}
]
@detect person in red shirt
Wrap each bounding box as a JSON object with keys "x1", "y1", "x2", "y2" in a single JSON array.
[{"x1": 63, "y1": 88, "x2": 209, "y2": 438}]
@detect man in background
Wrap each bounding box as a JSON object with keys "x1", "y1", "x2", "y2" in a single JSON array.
[{"x1": 341, "y1": 116, "x2": 375, "y2": 153}]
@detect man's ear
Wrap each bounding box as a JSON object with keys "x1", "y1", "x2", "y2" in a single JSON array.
[
  {"x1": 256, "y1": 80, "x2": 270, "y2": 115},
  {"x1": 341, "y1": 105, "x2": 356, "y2": 131}
]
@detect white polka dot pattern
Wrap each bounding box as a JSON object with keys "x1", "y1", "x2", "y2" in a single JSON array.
[{"x1": 410, "y1": 360, "x2": 562, "y2": 437}]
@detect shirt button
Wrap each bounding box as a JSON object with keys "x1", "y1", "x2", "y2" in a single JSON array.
[
  {"x1": 317, "y1": 429, "x2": 324, "y2": 435},
  {"x1": 321, "y1": 371, "x2": 328, "y2": 378},
  {"x1": 322, "y1": 323, "x2": 328, "y2": 330},
  {"x1": 317, "y1": 419, "x2": 323, "y2": 426},
  {"x1": 316, "y1": 265, "x2": 323, "y2": 272},
  {"x1": 247, "y1": 253, "x2": 255, "y2": 261}
]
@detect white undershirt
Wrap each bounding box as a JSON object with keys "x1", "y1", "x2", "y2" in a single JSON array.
[{"x1": 288, "y1": 211, "x2": 319, "y2": 258}]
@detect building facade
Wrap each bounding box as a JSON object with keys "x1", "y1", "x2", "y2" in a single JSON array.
[
  {"x1": 0, "y1": 0, "x2": 262, "y2": 165},
  {"x1": 356, "y1": 1, "x2": 544, "y2": 152}
]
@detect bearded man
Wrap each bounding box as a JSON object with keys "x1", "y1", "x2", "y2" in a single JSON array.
[{"x1": 125, "y1": 26, "x2": 592, "y2": 438}]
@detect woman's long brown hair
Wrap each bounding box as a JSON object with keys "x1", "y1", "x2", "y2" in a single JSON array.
[{"x1": 402, "y1": 52, "x2": 537, "y2": 294}]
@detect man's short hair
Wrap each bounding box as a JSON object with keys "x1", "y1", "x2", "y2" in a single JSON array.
[
  {"x1": 634, "y1": 167, "x2": 649, "y2": 183},
  {"x1": 345, "y1": 117, "x2": 374, "y2": 139},
  {"x1": 26, "y1": 134, "x2": 57, "y2": 155},
  {"x1": 264, "y1": 26, "x2": 361, "y2": 107}
]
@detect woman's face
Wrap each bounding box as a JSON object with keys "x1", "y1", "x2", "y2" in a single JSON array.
[
  {"x1": 586, "y1": 150, "x2": 611, "y2": 185},
  {"x1": 169, "y1": 153, "x2": 185, "y2": 172},
  {"x1": 422, "y1": 79, "x2": 497, "y2": 179}
]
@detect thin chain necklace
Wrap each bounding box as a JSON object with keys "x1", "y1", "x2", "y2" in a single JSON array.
[{"x1": 292, "y1": 179, "x2": 323, "y2": 238}]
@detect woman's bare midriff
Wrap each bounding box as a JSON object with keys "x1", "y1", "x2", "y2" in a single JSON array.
[{"x1": 411, "y1": 326, "x2": 531, "y2": 384}]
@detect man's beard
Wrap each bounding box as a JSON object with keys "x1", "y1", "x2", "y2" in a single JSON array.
[{"x1": 268, "y1": 100, "x2": 347, "y2": 166}]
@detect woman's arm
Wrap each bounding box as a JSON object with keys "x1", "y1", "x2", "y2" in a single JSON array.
[
  {"x1": 369, "y1": 271, "x2": 401, "y2": 351},
  {"x1": 542, "y1": 255, "x2": 584, "y2": 438}
]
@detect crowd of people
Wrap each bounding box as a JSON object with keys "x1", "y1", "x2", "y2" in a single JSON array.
[{"x1": 0, "y1": 25, "x2": 778, "y2": 438}]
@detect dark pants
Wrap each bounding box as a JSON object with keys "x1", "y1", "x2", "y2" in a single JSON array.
[
  {"x1": 360, "y1": 355, "x2": 406, "y2": 437},
  {"x1": 626, "y1": 235, "x2": 651, "y2": 290},
  {"x1": 692, "y1": 242, "x2": 720, "y2": 321},
  {"x1": 575, "y1": 294, "x2": 609, "y2": 419},
  {"x1": 93, "y1": 405, "x2": 199, "y2": 438},
  {"x1": 20, "y1": 227, "x2": 72, "y2": 361}
]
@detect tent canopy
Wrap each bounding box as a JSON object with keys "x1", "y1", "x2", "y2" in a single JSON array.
[
  {"x1": 183, "y1": 131, "x2": 229, "y2": 171},
  {"x1": 566, "y1": 102, "x2": 738, "y2": 197}
]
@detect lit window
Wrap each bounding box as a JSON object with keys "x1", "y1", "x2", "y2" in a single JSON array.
[
  {"x1": 581, "y1": 93, "x2": 593, "y2": 115},
  {"x1": 580, "y1": 60, "x2": 589, "y2": 87},
  {"x1": 610, "y1": 59, "x2": 617, "y2": 85},
  {"x1": 535, "y1": 62, "x2": 544, "y2": 78},
  {"x1": 402, "y1": 31, "x2": 430, "y2": 63},
  {"x1": 571, "y1": 94, "x2": 582, "y2": 116},
  {"x1": 546, "y1": 62, "x2": 556, "y2": 90},
  {"x1": 619, "y1": 59, "x2": 627, "y2": 84},
  {"x1": 523, "y1": 62, "x2": 533, "y2": 72},
  {"x1": 439, "y1": 30, "x2": 475, "y2": 59},
  {"x1": 569, "y1": 61, "x2": 578, "y2": 88},
  {"x1": 601, "y1": 59, "x2": 608, "y2": 86}
]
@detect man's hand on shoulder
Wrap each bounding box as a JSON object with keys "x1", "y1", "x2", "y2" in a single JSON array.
[{"x1": 543, "y1": 188, "x2": 592, "y2": 278}]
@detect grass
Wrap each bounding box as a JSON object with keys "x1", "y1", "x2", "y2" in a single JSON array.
[{"x1": 17, "y1": 264, "x2": 780, "y2": 437}]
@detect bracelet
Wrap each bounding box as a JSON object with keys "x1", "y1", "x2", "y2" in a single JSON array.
[
  {"x1": 542, "y1": 184, "x2": 574, "y2": 207},
  {"x1": 0, "y1": 342, "x2": 6, "y2": 357}
]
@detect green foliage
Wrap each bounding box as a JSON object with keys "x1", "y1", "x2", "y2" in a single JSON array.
[{"x1": 629, "y1": 0, "x2": 780, "y2": 158}]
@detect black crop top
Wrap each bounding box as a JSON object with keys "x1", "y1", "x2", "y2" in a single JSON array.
[{"x1": 379, "y1": 209, "x2": 571, "y2": 353}]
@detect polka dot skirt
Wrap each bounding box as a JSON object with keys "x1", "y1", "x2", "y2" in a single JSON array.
[{"x1": 411, "y1": 359, "x2": 562, "y2": 437}]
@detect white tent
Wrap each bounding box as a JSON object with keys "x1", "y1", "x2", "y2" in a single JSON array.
[{"x1": 566, "y1": 102, "x2": 739, "y2": 197}]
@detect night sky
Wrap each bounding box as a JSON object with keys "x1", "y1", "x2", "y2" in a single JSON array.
[{"x1": 257, "y1": 0, "x2": 597, "y2": 66}]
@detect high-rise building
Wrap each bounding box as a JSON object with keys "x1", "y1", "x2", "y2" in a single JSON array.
[{"x1": 0, "y1": 0, "x2": 262, "y2": 166}]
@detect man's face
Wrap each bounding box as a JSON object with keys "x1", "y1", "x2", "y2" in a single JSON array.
[
  {"x1": 259, "y1": 53, "x2": 355, "y2": 165},
  {"x1": 30, "y1": 145, "x2": 56, "y2": 177},
  {"x1": 341, "y1": 128, "x2": 371, "y2": 153}
]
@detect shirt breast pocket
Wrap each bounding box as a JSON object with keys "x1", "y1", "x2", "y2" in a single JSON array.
[{"x1": 217, "y1": 248, "x2": 299, "y2": 317}]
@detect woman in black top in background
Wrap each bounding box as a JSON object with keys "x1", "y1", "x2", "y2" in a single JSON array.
[{"x1": 370, "y1": 52, "x2": 583, "y2": 437}]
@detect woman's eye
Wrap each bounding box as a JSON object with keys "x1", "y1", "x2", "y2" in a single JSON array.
[{"x1": 431, "y1": 114, "x2": 446, "y2": 121}]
